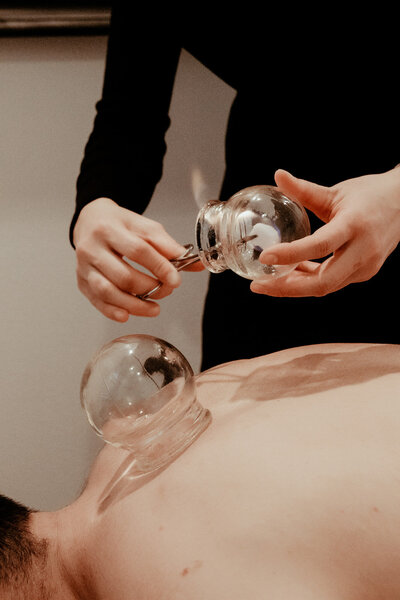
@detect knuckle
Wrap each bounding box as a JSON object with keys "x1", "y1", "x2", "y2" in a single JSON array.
[
  {"x1": 315, "y1": 238, "x2": 331, "y2": 258},
  {"x1": 277, "y1": 245, "x2": 295, "y2": 264},
  {"x1": 287, "y1": 249, "x2": 300, "y2": 264},
  {"x1": 92, "y1": 220, "x2": 112, "y2": 239},
  {"x1": 127, "y1": 237, "x2": 145, "y2": 259},
  {"x1": 153, "y1": 257, "x2": 173, "y2": 281},
  {"x1": 148, "y1": 220, "x2": 166, "y2": 236},
  {"x1": 127, "y1": 297, "x2": 160, "y2": 317},
  {"x1": 361, "y1": 257, "x2": 382, "y2": 280},
  {"x1": 116, "y1": 271, "x2": 134, "y2": 291},
  {"x1": 90, "y1": 274, "x2": 112, "y2": 298},
  {"x1": 367, "y1": 239, "x2": 383, "y2": 264},
  {"x1": 135, "y1": 216, "x2": 165, "y2": 240},
  {"x1": 314, "y1": 278, "x2": 330, "y2": 297},
  {"x1": 153, "y1": 284, "x2": 174, "y2": 299},
  {"x1": 76, "y1": 275, "x2": 86, "y2": 294},
  {"x1": 75, "y1": 244, "x2": 92, "y2": 264}
]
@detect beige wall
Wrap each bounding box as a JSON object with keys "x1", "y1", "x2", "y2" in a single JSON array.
[{"x1": 0, "y1": 35, "x2": 234, "y2": 511}]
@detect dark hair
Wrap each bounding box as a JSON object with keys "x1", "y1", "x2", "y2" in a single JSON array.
[{"x1": 0, "y1": 494, "x2": 48, "y2": 595}]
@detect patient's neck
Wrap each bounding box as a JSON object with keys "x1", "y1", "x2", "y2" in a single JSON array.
[{"x1": 30, "y1": 495, "x2": 96, "y2": 600}]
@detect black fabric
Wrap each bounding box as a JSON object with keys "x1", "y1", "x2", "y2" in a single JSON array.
[{"x1": 70, "y1": 3, "x2": 399, "y2": 369}]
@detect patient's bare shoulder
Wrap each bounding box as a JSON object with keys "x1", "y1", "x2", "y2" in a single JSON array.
[
  {"x1": 196, "y1": 342, "x2": 400, "y2": 411},
  {"x1": 86, "y1": 342, "x2": 400, "y2": 600}
]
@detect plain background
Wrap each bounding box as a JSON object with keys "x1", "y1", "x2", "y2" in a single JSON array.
[{"x1": 0, "y1": 34, "x2": 235, "y2": 511}]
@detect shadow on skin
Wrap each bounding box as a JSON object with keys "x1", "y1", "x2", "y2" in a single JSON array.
[
  {"x1": 97, "y1": 433, "x2": 198, "y2": 514},
  {"x1": 97, "y1": 453, "x2": 169, "y2": 514},
  {"x1": 97, "y1": 344, "x2": 400, "y2": 512},
  {"x1": 199, "y1": 345, "x2": 400, "y2": 403}
]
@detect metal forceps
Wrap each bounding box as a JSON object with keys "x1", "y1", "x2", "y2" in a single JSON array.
[{"x1": 137, "y1": 244, "x2": 200, "y2": 301}]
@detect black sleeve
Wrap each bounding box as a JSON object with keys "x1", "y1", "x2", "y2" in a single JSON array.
[{"x1": 69, "y1": 2, "x2": 181, "y2": 245}]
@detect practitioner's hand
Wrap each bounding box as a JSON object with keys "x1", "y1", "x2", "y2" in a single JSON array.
[
  {"x1": 73, "y1": 197, "x2": 188, "y2": 321},
  {"x1": 250, "y1": 168, "x2": 400, "y2": 297}
]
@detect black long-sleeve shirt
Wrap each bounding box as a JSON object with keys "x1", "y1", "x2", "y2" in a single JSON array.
[
  {"x1": 70, "y1": 4, "x2": 399, "y2": 367},
  {"x1": 71, "y1": 4, "x2": 399, "y2": 243}
]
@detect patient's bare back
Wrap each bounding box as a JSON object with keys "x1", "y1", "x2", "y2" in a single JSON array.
[{"x1": 87, "y1": 343, "x2": 400, "y2": 600}]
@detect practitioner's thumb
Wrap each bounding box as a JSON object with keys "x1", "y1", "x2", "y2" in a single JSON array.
[{"x1": 274, "y1": 169, "x2": 333, "y2": 222}]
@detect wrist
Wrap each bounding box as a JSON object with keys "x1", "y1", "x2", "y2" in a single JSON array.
[
  {"x1": 382, "y1": 167, "x2": 400, "y2": 216},
  {"x1": 73, "y1": 198, "x2": 108, "y2": 246},
  {"x1": 386, "y1": 166, "x2": 400, "y2": 197}
]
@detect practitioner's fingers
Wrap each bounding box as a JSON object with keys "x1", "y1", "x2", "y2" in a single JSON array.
[
  {"x1": 259, "y1": 215, "x2": 351, "y2": 266},
  {"x1": 252, "y1": 231, "x2": 383, "y2": 297},
  {"x1": 106, "y1": 228, "x2": 182, "y2": 290},
  {"x1": 274, "y1": 169, "x2": 334, "y2": 222},
  {"x1": 78, "y1": 247, "x2": 175, "y2": 300},
  {"x1": 77, "y1": 271, "x2": 161, "y2": 320}
]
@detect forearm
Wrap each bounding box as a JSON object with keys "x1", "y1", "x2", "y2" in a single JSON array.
[{"x1": 70, "y1": 3, "x2": 181, "y2": 245}]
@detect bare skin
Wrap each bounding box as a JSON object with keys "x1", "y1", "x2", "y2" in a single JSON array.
[
  {"x1": 73, "y1": 198, "x2": 203, "y2": 322},
  {"x1": 251, "y1": 167, "x2": 400, "y2": 297},
  {"x1": 28, "y1": 343, "x2": 400, "y2": 599},
  {"x1": 73, "y1": 166, "x2": 400, "y2": 318}
]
